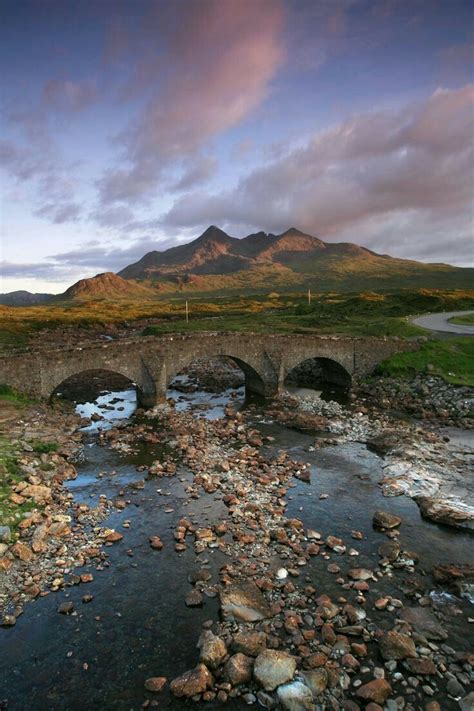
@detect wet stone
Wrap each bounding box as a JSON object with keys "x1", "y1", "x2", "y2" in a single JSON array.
[
  {"x1": 220, "y1": 580, "x2": 273, "y2": 622},
  {"x1": 223, "y1": 653, "x2": 254, "y2": 686},
  {"x1": 379, "y1": 631, "x2": 417, "y2": 661},
  {"x1": 198, "y1": 631, "x2": 227, "y2": 670},
  {"x1": 185, "y1": 590, "x2": 203, "y2": 607},
  {"x1": 277, "y1": 680, "x2": 314, "y2": 711},
  {"x1": 253, "y1": 649, "x2": 297, "y2": 691},
  {"x1": 170, "y1": 664, "x2": 213, "y2": 698}
]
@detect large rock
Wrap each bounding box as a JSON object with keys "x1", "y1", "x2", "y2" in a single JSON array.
[
  {"x1": 373, "y1": 510, "x2": 401, "y2": 530},
  {"x1": 220, "y1": 580, "x2": 273, "y2": 622},
  {"x1": 398, "y1": 607, "x2": 448, "y2": 641},
  {"x1": 355, "y1": 679, "x2": 392, "y2": 704},
  {"x1": 10, "y1": 542, "x2": 34, "y2": 562},
  {"x1": 232, "y1": 630, "x2": 267, "y2": 657},
  {"x1": 223, "y1": 653, "x2": 253, "y2": 686},
  {"x1": 170, "y1": 664, "x2": 213, "y2": 698},
  {"x1": 21, "y1": 484, "x2": 52, "y2": 504},
  {"x1": 254, "y1": 650, "x2": 297, "y2": 691},
  {"x1": 378, "y1": 631, "x2": 416, "y2": 660},
  {"x1": 300, "y1": 669, "x2": 328, "y2": 696},
  {"x1": 198, "y1": 631, "x2": 227, "y2": 670},
  {"x1": 0, "y1": 526, "x2": 11, "y2": 543},
  {"x1": 416, "y1": 496, "x2": 474, "y2": 530},
  {"x1": 277, "y1": 680, "x2": 315, "y2": 710}
]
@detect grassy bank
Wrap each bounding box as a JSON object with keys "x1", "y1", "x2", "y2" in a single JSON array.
[
  {"x1": 376, "y1": 338, "x2": 474, "y2": 386},
  {"x1": 449, "y1": 312, "x2": 474, "y2": 326}
]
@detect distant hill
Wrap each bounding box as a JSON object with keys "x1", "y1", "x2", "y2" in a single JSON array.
[
  {"x1": 117, "y1": 225, "x2": 474, "y2": 293},
  {"x1": 0, "y1": 290, "x2": 53, "y2": 306},
  {"x1": 60, "y1": 272, "x2": 155, "y2": 300}
]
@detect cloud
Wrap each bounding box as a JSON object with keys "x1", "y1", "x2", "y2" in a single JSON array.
[
  {"x1": 161, "y1": 85, "x2": 474, "y2": 264},
  {"x1": 172, "y1": 155, "x2": 218, "y2": 192},
  {"x1": 97, "y1": 0, "x2": 284, "y2": 206},
  {"x1": 0, "y1": 110, "x2": 83, "y2": 223},
  {"x1": 34, "y1": 201, "x2": 82, "y2": 224},
  {"x1": 42, "y1": 79, "x2": 98, "y2": 111},
  {"x1": 47, "y1": 235, "x2": 180, "y2": 272}
]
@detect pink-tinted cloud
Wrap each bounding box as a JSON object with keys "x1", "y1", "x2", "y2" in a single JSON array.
[
  {"x1": 98, "y1": 0, "x2": 284, "y2": 205},
  {"x1": 161, "y1": 85, "x2": 474, "y2": 263}
]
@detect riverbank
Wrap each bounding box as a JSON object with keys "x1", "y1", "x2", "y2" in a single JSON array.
[{"x1": 0, "y1": 400, "x2": 120, "y2": 620}]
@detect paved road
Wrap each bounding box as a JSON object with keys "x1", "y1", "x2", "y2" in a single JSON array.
[{"x1": 412, "y1": 310, "x2": 474, "y2": 334}]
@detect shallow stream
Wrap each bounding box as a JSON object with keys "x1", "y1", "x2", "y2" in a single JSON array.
[{"x1": 0, "y1": 386, "x2": 472, "y2": 710}]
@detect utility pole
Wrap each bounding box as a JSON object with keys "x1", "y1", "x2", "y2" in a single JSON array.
[
  {"x1": 308, "y1": 289, "x2": 311, "y2": 306},
  {"x1": 185, "y1": 300, "x2": 189, "y2": 323}
]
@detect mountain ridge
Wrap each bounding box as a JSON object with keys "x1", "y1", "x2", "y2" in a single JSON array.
[{"x1": 3, "y1": 226, "x2": 473, "y2": 304}]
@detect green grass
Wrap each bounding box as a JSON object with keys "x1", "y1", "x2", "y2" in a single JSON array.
[
  {"x1": 0, "y1": 437, "x2": 39, "y2": 536},
  {"x1": 0, "y1": 384, "x2": 33, "y2": 404},
  {"x1": 449, "y1": 313, "x2": 474, "y2": 325},
  {"x1": 376, "y1": 338, "x2": 474, "y2": 386},
  {"x1": 31, "y1": 441, "x2": 58, "y2": 454}
]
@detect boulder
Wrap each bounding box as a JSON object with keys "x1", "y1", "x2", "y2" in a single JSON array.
[
  {"x1": 223, "y1": 653, "x2": 253, "y2": 686},
  {"x1": 170, "y1": 664, "x2": 213, "y2": 698},
  {"x1": 21, "y1": 484, "x2": 52, "y2": 504},
  {"x1": 355, "y1": 679, "x2": 392, "y2": 704},
  {"x1": 378, "y1": 631, "x2": 416, "y2": 660},
  {"x1": 198, "y1": 631, "x2": 227, "y2": 670},
  {"x1": 0, "y1": 526, "x2": 11, "y2": 543},
  {"x1": 220, "y1": 580, "x2": 273, "y2": 622},
  {"x1": 415, "y1": 497, "x2": 474, "y2": 530},
  {"x1": 10, "y1": 542, "x2": 34, "y2": 562},
  {"x1": 300, "y1": 669, "x2": 328, "y2": 696},
  {"x1": 373, "y1": 511, "x2": 401, "y2": 530},
  {"x1": 254, "y1": 649, "x2": 297, "y2": 691},
  {"x1": 277, "y1": 680, "x2": 315, "y2": 710},
  {"x1": 232, "y1": 630, "x2": 267, "y2": 657}
]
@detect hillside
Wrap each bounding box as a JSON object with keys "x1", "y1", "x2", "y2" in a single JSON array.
[
  {"x1": 0, "y1": 291, "x2": 53, "y2": 306},
  {"x1": 117, "y1": 225, "x2": 474, "y2": 293},
  {"x1": 60, "y1": 272, "x2": 154, "y2": 300}
]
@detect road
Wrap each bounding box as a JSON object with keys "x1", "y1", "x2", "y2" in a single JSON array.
[{"x1": 412, "y1": 310, "x2": 474, "y2": 334}]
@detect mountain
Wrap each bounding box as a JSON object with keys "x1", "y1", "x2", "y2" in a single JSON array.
[
  {"x1": 0, "y1": 290, "x2": 53, "y2": 306},
  {"x1": 119, "y1": 225, "x2": 251, "y2": 278},
  {"x1": 60, "y1": 272, "x2": 154, "y2": 300},
  {"x1": 117, "y1": 225, "x2": 474, "y2": 293}
]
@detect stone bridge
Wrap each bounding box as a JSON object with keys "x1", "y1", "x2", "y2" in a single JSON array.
[{"x1": 0, "y1": 332, "x2": 417, "y2": 407}]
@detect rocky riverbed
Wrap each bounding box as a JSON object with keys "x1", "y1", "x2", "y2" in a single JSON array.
[{"x1": 0, "y1": 369, "x2": 472, "y2": 711}]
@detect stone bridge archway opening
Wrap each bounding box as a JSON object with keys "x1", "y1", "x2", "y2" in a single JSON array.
[
  {"x1": 166, "y1": 355, "x2": 265, "y2": 418},
  {"x1": 51, "y1": 368, "x2": 141, "y2": 427},
  {"x1": 284, "y1": 357, "x2": 352, "y2": 402}
]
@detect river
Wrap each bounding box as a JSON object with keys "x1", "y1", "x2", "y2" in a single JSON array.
[{"x1": 0, "y1": 383, "x2": 472, "y2": 710}]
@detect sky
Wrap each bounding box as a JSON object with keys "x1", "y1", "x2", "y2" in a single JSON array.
[{"x1": 1, "y1": 0, "x2": 473, "y2": 293}]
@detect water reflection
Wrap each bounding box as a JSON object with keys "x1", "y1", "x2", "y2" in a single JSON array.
[{"x1": 76, "y1": 388, "x2": 137, "y2": 432}]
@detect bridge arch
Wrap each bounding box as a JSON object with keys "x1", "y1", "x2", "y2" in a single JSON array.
[
  {"x1": 165, "y1": 353, "x2": 267, "y2": 397},
  {"x1": 45, "y1": 357, "x2": 157, "y2": 407},
  {"x1": 284, "y1": 356, "x2": 352, "y2": 392}
]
